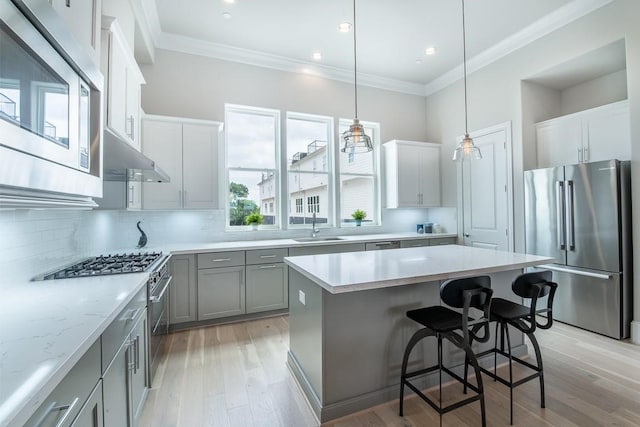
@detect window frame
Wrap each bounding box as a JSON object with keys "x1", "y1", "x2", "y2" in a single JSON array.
[{"x1": 224, "y1": 104, "x2": 281, "y2": 230}]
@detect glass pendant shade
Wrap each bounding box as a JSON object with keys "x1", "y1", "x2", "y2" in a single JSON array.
[
  {"x1": 452, "y1": 134, "x2": 482, "y2": 161},
  {"x1": 341, "y1": 119, "x2": 373, "y2": 153}
]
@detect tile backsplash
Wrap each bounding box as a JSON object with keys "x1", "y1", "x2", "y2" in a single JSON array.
[{"x1": 0, "y1": 207, "x2": 457, "y2": 284}]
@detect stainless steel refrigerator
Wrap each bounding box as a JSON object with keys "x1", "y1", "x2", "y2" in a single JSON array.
[{"x1": 524, "y1": 159, "x2": 632, "y2": 339}]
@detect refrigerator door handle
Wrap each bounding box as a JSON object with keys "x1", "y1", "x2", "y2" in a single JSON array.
[
  {"x1": 566, "y1": 180, "x2": 575, "y2": 251},
  {"x1": 556, "y1": 181, "x2": 566, "y2": 250},
  {"x1": 539, "y1": 264, "x2": 612, "y2": 280}
]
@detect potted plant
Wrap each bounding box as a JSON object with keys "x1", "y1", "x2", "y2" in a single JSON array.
[
  {"x1": 351, "y1": 209, "x2": 367, "y2": 226},
  {"x1": 245, "y1": 211, "x2": 263, "y2": 230}
]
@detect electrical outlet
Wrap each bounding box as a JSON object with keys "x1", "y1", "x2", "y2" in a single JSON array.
[{"x1": 298, "y1": 290, "x2": 306, "y2": 305}]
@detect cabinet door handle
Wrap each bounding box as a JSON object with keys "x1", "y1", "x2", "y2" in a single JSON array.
[
  {"x1": 128, "y1": 185, "x2": 134, "y2": 204},
  {"x1": 33, "y1": 397, "x2": 80, "y2": 427},
  {"x1": 212, "y1": 258, "x2": 231, "y2": 262},
  {"x1": 259, "y1": 255, "x2": 277, "y2": 259},
  {"x1": 258, "y1": 265, "x2": 277, "y2": 269},
  {"x1": 375, "y1": 242, "x2": 394, "y2": 246},
  {"x1": 583, "y1": 146, "x2": 589, "y2": 162},
  {"x1": 121, "y1": 307, "x2": 141, "y2": 323},
  {"x1": 578, "y1": 147, "x2": 583, "y2": 162},
  {"x1": 135, "y1": 335, "x2": 141, "y2": 371}
]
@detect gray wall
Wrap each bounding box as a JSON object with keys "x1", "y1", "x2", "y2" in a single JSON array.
[
  {"x1": 139, "y1": 49, "x2": 428, "y2": 144},
  {"x1": 424, "y1": 0, "x2": 640, "y2": 340}
]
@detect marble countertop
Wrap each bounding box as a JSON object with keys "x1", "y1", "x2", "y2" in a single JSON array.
[
  {"x1": 0, "y1": 274, "x2": 148, "y2": 427},
  {"x1": 284, "y1": 245, "x2": 555, "y2": 294},
  {"x1": 0, "y1": 231, "x2": 454, "y2": 427}
]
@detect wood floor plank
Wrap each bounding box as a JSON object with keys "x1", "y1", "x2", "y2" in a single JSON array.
[{"x1": 140, "y1": 317, "x2": 640, "y2": 427}]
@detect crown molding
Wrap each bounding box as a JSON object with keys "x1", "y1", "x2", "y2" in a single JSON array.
[
  {"x1": 155, "y1": 32, "x2": 427, "y2": 96},
  {"x1": 424, "y1": 0, "x2": 615, "y2": 96}
]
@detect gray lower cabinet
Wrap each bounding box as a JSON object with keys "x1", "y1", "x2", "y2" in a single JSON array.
[
  {"x1": 288, "y1": 243, "x2": 366, "y2": 257},
  {"x1": 169, "y1": 254, "x2": 197, "y2": 325},
  {"x1": 103, "y1": 305, "x2": 148, "y2": 427},
  {"x1": 198, "y1": 265, "x2": 246, "y2": 320},
  {"x1": 25, "y1": 340, "x2": 101, "y2": 427},
  {"x1": 246, "y1": 263, "x2": 288, "y2": 313},
  {"x1": 71, "y1": 380, "x2": 103, "y2": 427},
  {"x1": 430, "y1": 237, "x2": 457, "y2": 245},
  {"x1": 400, "y1": 239, "x2": 430, "y2": 248}
]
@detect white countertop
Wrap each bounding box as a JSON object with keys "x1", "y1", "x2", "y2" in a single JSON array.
[
  {"x1": 0, "y1": 274, "x2": 148, "y2": 427},
  {"x1": 164, "y1": 232, "x2": 456, "y2": 254},
  {"x1": 284, "y1": 245, "x2": 554, "y2": 294},
  {"x1": 0, "y1": 231, "x2": 453, "y2": 427}
]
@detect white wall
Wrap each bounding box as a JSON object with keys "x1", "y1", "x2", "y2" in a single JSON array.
[
  {"x1": 425, "y1": 0, "x2": 640, "y2": 342},
  {"x1": 139, "y1": 49, "x2": 428, "y2": 143},
  {"x1": 561, "y1": 69, "x2": 628, "y2": 115}
]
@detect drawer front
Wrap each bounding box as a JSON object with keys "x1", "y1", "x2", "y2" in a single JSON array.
[
  {"x1": 101, "y1": 286, "x2": 146, "y2": 373},
  {"x1": 197, "y1": 251, "x2": 245, "y2": 269},
  {"x1": 288, "y1": 243, "x2": 365, "y2": 257},
  {"x1": 400, "y1": 239, "x2": 430, "y2": 248},
  {"x1": 365, "y1": 241, "x2": 401, "y2": 251},
  {"x1": 25, "y1": 339, "x2": 101, "y2": 427},
  {"x1": 430, "y1": 237, "x2": 457, "y2": 246},
  {"x1": 246, "y1": 248, "x2": 288, "y2": 265}
]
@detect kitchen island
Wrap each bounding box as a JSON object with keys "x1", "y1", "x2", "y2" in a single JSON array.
[{"x1": 284, "y1": 245, "x2": 553, "y2": 422}]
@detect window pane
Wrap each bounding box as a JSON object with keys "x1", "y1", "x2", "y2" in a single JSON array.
[
  {"x1": 287, "y1": 172, "x2": 328, "y2": 225},
  {"x1": 340, "y1": 175, "x2": 374, "y2": 225},
  {"x1": 226, "y1": 109, "x2": 276, "y2": 168},
  {"x1": 287, "y1": 114, "x2": 332, "y2": 226},
  {"x1": 228, "y1": 169, "x2": 277, "y2": 226}
]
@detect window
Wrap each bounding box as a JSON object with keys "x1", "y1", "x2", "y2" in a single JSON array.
[
  {"x1": 287, "y1": 112, "x2": 333, "y2": 226},
  {"x1": 225, "y1": 105, "x2": 279, "y2": 228},
  {"x1": 338, "y1": 120, "x2": 380, "y2": 226},
  {"x1": 348, "y1": 147, "x2": 355, "y2": 163},
  {"x1": 307, "y1": 195, "x2": 320, "y2": 214}
]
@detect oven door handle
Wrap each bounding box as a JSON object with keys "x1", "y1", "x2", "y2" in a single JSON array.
[{"x1": 150, "y1": 276, "x2": 172, "y2": 303}]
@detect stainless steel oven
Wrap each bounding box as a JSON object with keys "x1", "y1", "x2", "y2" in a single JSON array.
[
  {"x1": 0, "y1": 0, "x2": 102, "y2": 199},
  {"x1": 148, "y1": 255, "x2": 172, "y2": 385}
]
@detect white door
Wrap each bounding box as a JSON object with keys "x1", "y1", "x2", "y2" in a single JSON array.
[{"x1": 459, "y1": 122, "x2": 513, "y2": 251}]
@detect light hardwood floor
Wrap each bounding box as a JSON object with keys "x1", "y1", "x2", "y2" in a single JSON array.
[{"x1": 140, "y1": 316, "x2": 640, "y2": 427}]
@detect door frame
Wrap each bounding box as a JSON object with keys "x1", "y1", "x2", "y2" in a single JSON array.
[{"x1": 456, "y1": 121, "x2": 515, "y2": 251}]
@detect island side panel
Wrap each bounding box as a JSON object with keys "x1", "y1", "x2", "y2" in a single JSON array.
[
  {"x1": 288, "y1": 268, "x2": 324, "y2": 405},
  {"x1": 322, "y1": 280, "x2": 441, "y2": 408}
]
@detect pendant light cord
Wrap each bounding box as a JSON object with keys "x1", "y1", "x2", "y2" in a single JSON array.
[
  {"x1": 353, "y1": 0, "x2": 359, "y2": 120},
  {"x1": 462, "y1": 0, "x2": 468, "y2": 135}
]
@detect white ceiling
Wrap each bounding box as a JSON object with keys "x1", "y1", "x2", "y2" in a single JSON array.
[{"x1": 138, "y1": 0, "x2": 616, "y2": 95}]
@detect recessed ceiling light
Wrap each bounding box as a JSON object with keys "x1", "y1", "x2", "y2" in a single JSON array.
[
  {"x1": 312, "y1": 52, "x2": 322, "y2": 60},
  {"x1": 338, "y1": 22, "x2": 352, "y2": 33},
  {"x1": 223, "y1": 0, "x2": 235, "y2": 4},
  {"x1": 415, "y1": 59, "x2": 423, "y2": 64},
  {"x1": 425, "y1": 47, "x2": 437, "y2": 56},
  {"x1": 222, "y1": 12, "x2": 232, "y2": 19}
]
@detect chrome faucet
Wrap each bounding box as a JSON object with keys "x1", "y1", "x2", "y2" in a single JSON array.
[{"x1": 311, "y1": 212, "x2": 320, "y2": 237}]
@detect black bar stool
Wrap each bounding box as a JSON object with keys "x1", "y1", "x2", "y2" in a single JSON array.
[
  {"x1": 399, "y1": 276, "x2": 493, "y2": 427},
  {"x1": 467, "y1": 270, "x2": 557, "y2": 424}
]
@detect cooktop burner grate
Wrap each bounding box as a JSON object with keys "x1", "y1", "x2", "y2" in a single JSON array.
[{"x1": 41, "y1": 252, "x2": 164, "y2": 280}]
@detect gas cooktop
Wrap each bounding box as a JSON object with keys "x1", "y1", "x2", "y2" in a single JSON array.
[{"x1": 40, "y1": 252, "x2": 164, "y2": 280}]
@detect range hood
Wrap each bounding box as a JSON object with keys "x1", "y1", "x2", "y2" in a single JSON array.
[{"x1": 102, "y1": 128, "x2": 170, "y2": 182}]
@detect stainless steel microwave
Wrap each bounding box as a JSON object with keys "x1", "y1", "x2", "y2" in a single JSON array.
[{"x1": 0, "y1": 0, "x2": 103, "y2": 204}]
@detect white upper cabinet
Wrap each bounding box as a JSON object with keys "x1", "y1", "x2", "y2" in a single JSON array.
[
  {"x1": 24, "y1": 0, "x2": 103, "y2": 65},
  {"x1": 142, "y1": 116, "x2": 223, "y2": 210},
  {"x1": 536, "y1": 100, "x2": 630, "y2": 168},
  {"x1": 101, "y1": 17, "x2": 144, "y2": 149},
  {"x1": 384, "y1": 140, "x2": 440, "y2": 208}
]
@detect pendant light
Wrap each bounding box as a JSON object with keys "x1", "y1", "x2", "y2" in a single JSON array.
[
  {"x1": 341, "y1": 0, "x2": 373, "y2": 154},
  {"x1": 453, "y1": 0, "x2": 482, "y2": 162}
]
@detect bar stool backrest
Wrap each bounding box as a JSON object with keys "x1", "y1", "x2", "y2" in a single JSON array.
[
  {"x1": 511, "y1": 270, "x2": 558, "y2": 331},
  {"x1": 440, "y1": 276, "x2": 493, "y2": 344}
]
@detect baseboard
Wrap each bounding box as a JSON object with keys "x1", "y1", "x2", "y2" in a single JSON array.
[{"x1": 631, "y1": 320, "x2": 640, "y2": 344}]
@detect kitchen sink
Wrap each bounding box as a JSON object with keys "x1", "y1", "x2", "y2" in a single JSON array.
[{"x1": 293, "y1": 237, "x2": 345, "y2": 243}]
